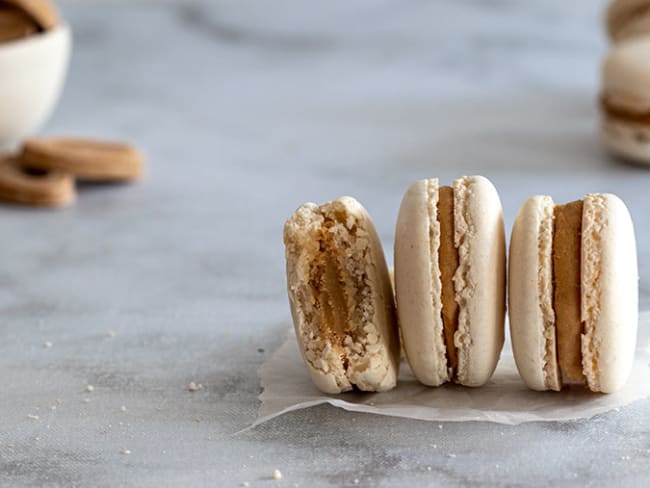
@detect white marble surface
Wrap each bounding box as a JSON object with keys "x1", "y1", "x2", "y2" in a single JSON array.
[{"x1": 2, "y1": 0, "x2": 650, "y2": 486}]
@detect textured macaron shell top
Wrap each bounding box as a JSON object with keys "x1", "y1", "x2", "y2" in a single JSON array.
[
  {"x1": 394, "y1": 176, "x2": 506, "y2": 388},
  {"x1": 602, "y1": 37, "x2": 650, "y2": 113},
  {"x1": 453, "y1": 176, "x2": 506, "y2": 386},
  {"x1": 394, "y1": 179, "x2": 449, "y2": 386},
  {"x1": 509, "y1": 196, "x2": 561, "y2": 391},
  {"x1": 581, "y1": 194, "x2": 638, "y2": 393},
  {"x1": 607, "y1": 0, "x2": 650, "y2": 42},
  {"x1": 284, "y1": 196, "x2": 400, "y2": 394}
]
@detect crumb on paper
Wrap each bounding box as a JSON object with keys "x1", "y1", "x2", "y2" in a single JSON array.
[
  {"x1": 106, "y1": 330, "x2": 116, "y2": 338},
  {"x1": 43, "y1": 341, "x2": 53, "y2": 348},
  {"x1": 353, "y1": 479, "x2": 360, "y2": 485},
  {"x1": 27, "y1": 414, "x2": 39, "y2": 420},
  {"x1": 120, "y1": 406, "x2": 127, "y2": 412},
  {"x1": 431, "y1": 444, "x2": 437, "y2": 449},
  {"x1": 438, "y1": 424, "x2": 443, "y2": 429},
  {"x1": 188, "y1": 382, "x2": 203, "y2": 392},
  {"x1": 240, "y1": 483, "x2": 250, "y2": 487},
  {"x1": 426, "y1": 466, "x2": 432, "y2": 471},
  {"x1": 272, "y1": 469, "x2": 282, "y2": 480},
  {"x1": 120, "y1": 449, "x2": 131, "y2": 455},
  {"x1": 448, "y1": 453, "x2": 456, "y2": 458},
  {"x1": 85, "y1": 385, "x2": 95, "y2": 392}
]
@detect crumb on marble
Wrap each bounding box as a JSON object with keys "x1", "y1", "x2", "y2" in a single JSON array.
[
  {"x1": 120, "y1": 449, "x2": 131, "y2": 455},
  {"x1": 188, "y1": 382, "x2": 203, "y2": 392},
  {"x1": 27, "y1": 414, "x2": 39, "y2": 420},
  {"x1": 120, "y1": 405, "x2": 127, "y2": 412},
  {"x1": 85, "y1": 385, "x2": 95, "y2": 392},
  {"x1": 43, "y1": 341, "x2": 53, "y2": 348},
  {"x1": 272, "y1": 469, "x2": 282, "y2": 480},
  {"x1": 106, "y1": 330, "x2": 116, "y2": 338},
  {"x1": 82, "y1": 398, "x2": 91, "y2": 404}
]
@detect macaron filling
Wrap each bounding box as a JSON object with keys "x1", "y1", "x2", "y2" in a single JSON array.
[
  {"x1": 309, "y1": 224, "x2": 352, "y2": 352},
  {"x1": 601, "y1": 96, "x2": 650, "y2": 125},
  {"x1": 437, "y1": 185, "x2": 460, "y2": 375},
  {"x1": 552, "y1": 200, "x2": 585, "y2": 384},
  {"x1": 310, "y1": 214, "x2": 373, "y2": 373}
]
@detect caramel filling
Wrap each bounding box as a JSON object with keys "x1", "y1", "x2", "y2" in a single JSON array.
[
  {"x1": 308, "y1": 219, "x2": 353, "y2": 350},
  {"x1": 601, "y1": 96, "x2": 650, "y2": 125},
  {"x1": 552, "y1": 200, "x2": 585, "y2": 384},
  {"x1": 438, "y1": 186, "x2": 459, "y2": 374}
]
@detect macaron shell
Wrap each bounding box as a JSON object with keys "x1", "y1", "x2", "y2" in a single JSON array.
[
  {"x1": 602, "y1": 38, "x2": 650, "y2": 112},
  {"x1": 284, "y1": 197, "x2": 400, "y2": 394},
  {"x1": 394, "y1": 179, "x2": 449, "y2": 386},
  {"x1": 453, "y1": 176, "x2": 505, "y2": 387},
  {"x1": 508, "y1": 196, "x2": 561, "y2": 391},
  {"x1": 581, "y1": 194, "x2": 638, "y2": 393},
  {"x1": 601, "y1": 117, "x2": 650, "y2": 165}
]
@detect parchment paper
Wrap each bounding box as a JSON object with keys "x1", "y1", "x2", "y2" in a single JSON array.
[{"x1": 252, "y1": 313, "x2": 650, "y2": 427}]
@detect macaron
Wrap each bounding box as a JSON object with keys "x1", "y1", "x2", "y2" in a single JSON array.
[
  {"x1": 606, "y1": 0, "x2": 650, "y2": 43},
  {"x1": 0, "y1": 4, "x2": 39, "y2": 43},
  {"x1": 394, "y1": 176, "x2": 506, "y2": 387},
  {"x1": 509, "y1": 194, "x2": 638, "y2": 393},
  {"x1": 2, "y1": 0, "x2": 59, "y2": 31},
  {"x1": 284, "y1": 197, "x2": 400, "y2": 394},
  {"x1": 21, "y1": 137, "x2": 144, "y2": 182},
  {"x1": 600, "y1": 37, "x2": 650, "y2": 165}
]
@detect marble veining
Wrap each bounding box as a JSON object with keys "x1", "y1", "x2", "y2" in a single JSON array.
[{"x1": 2, "y1": 0, "x2": 650, "y2": 487}]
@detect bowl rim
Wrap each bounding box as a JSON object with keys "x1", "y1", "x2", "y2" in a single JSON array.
[{"x1": 0, "y1": 24, "x2": 70, "y2": 53}]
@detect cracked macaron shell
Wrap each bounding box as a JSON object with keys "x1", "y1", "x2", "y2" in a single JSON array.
[{"x1": 284, "y1": 196, "x2": 400, "y2": 394}]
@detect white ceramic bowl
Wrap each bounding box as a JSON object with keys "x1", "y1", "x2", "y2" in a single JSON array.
[{"x1": 0, "y1": 25, "x2": 71, "y2": 151}]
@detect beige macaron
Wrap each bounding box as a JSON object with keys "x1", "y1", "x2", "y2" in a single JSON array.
[
  {"x1": 509, "y1": 194, "x2": 638, "y2": 393},
  {"x1": 606, "y1": 0, "x2": 650, "y2": 43},
  {"x1": 394, "y1": 176, "x2": 506, "y2": 387},
  {"x1": 600, "y1": 37, "x2": 650, "y2": 165},
  {"x1": 284, "y1": 197, "x2": 400, "y2": 394}
]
